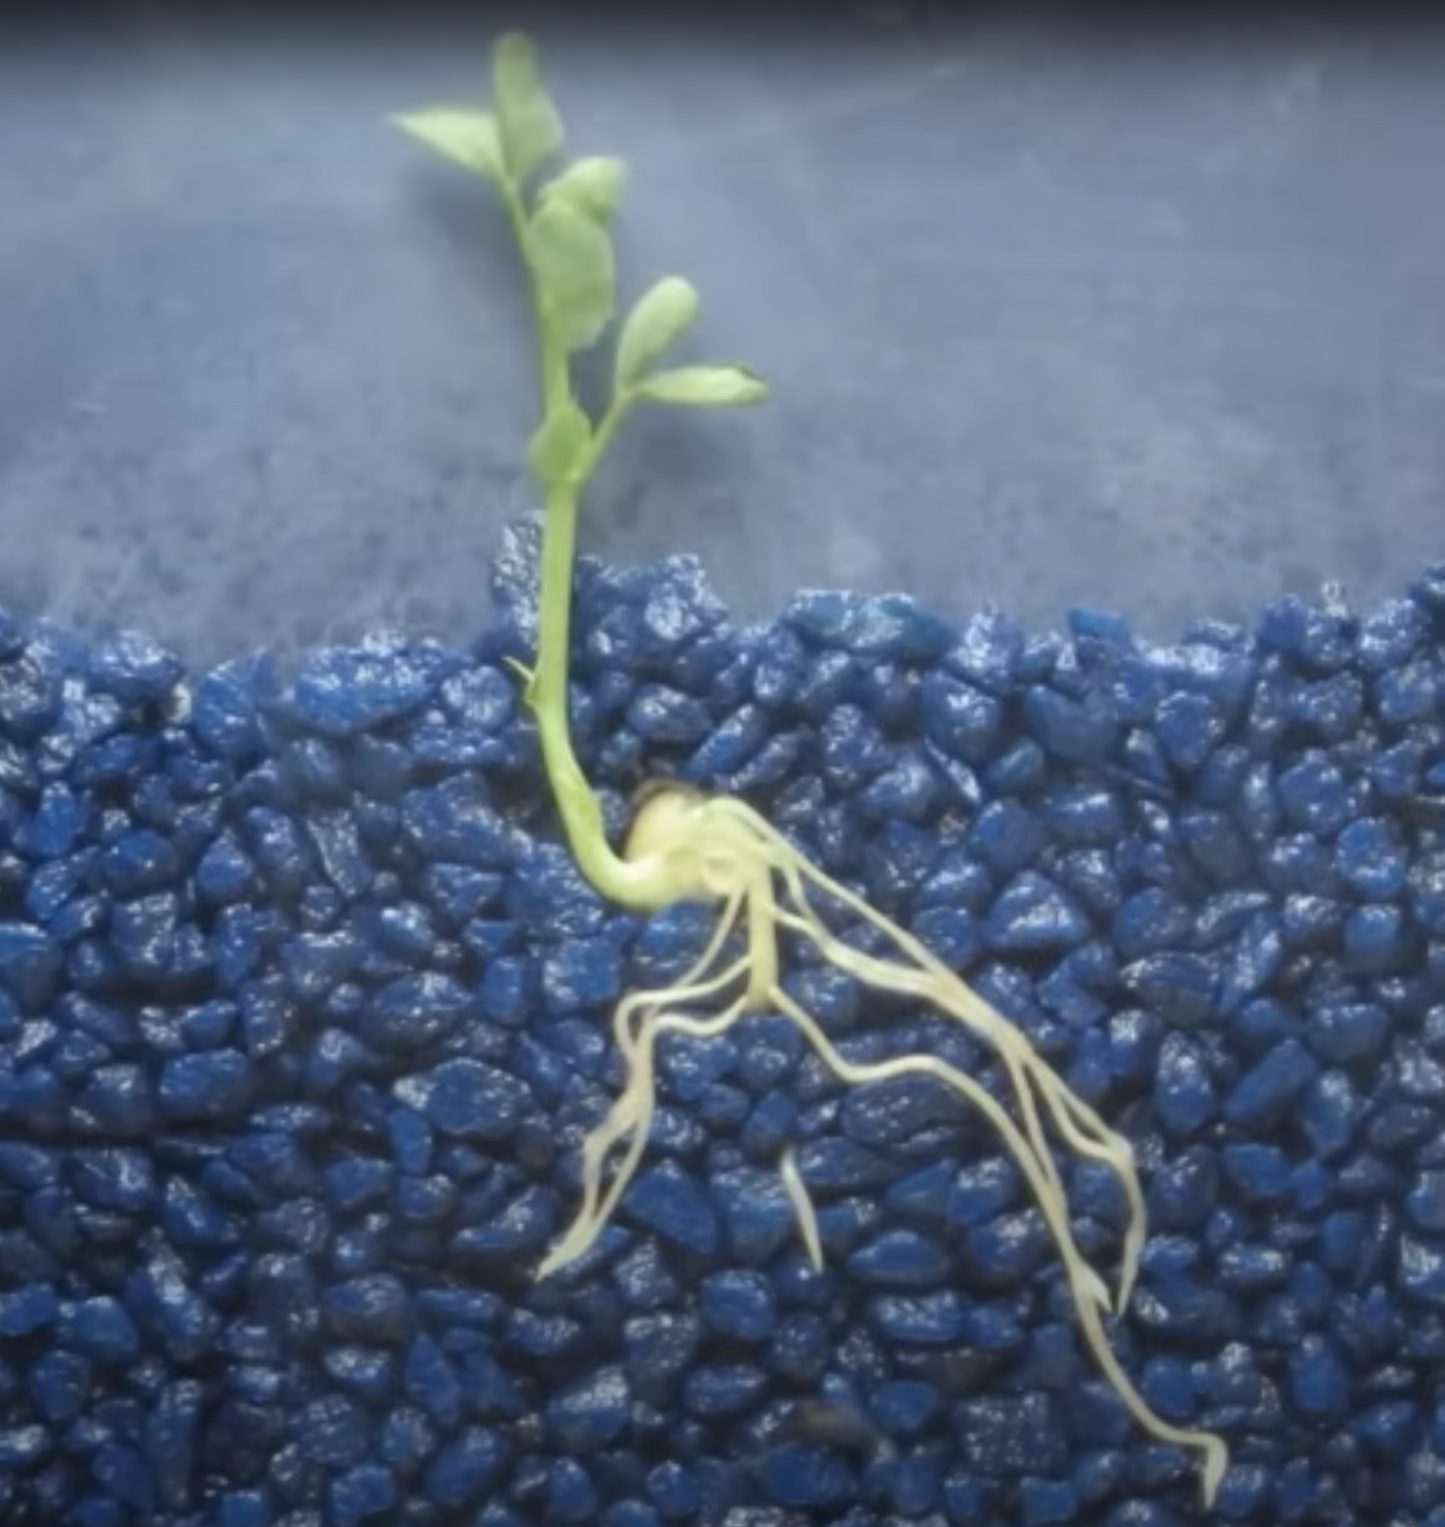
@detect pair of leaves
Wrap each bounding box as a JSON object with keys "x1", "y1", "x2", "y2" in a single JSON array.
[
  {"x1": 389, "y1": 32, "x2": 564, "y2": 188},
  {"x1": 615, "y1": 275, "x2": 767, "y2": 407}
]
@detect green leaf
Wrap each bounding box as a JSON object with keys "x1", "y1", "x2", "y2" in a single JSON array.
[
  {"x1": 491, "y1": 31, "x2": 564, "y2": 182},
  {"x1": 614, "y1": 277, "x2": 699, "y2": 395},
  {"x1": 526, "y1": 195, "x2": 616, "y2": 354},
  {"x1": 633, "y1": 363, "x2": 768, "y2": 408},
  {"x1": 391, "y1": 107, "x2": 506, "y2": 186},
  {"x1": 537, "y1": 156, "x2": 628, "y2": 220},
  {"x1": 527, "y1": 398, "x2": 593, "y2": 490}
]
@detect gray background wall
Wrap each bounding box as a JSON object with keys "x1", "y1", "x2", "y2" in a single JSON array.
[{"x1": 1, "y1": 7, "x2": 1442, "y2": 668}]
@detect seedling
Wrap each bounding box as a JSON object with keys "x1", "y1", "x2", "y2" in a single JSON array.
[{"x1": 393, "y1": 32, "x2": 1227, "y2": 1508}]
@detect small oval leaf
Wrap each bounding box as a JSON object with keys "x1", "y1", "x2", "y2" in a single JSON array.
[
  {"x1": 526, "y1": 196, "x2": 616, "y2": 354},
  {"x1": 527, "y1": 399, "x2": 593, "y2": 491},
  {"x1": 492, "y1": 31, "x2": 564, "y2": 182},
  {"x1": 614, "y1": 277, "x2": 700, "y2": 396},
  {"x1": 392, "y1": 108, "x2": 506, "y2": 185},
  {"x1": 538, "y1": 156, "x2": 628, "y2": 220},
  {"x1": 634, "y1": 363, "x2": 768, "y2": 408}
]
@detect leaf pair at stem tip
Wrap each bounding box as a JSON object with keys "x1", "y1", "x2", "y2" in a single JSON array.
[{"x1": 391, "y1": 31, "x2": 767, "y2": 497}]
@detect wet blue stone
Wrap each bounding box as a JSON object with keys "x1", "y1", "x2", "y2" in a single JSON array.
[
  {"x1": 330, "y1": 1464, "x2": 397, "y2": 1527},
  {"x1": 920, "y1": 673, "x2": 1003, "y2": 763},
  {"x1": 291, "y1": 638, "x2": 453, "y2": 737},
  {"x1": 400, "y1": 775, "x2": 515, "y2": 869},
  {"x1": 785, "y1": 589, "x2": 951, "y2": 661},
  {"x1": 1223, "y1": 1037, "x2": 1318, "y2": 1130},
  {"x1": 158, "y1": 1050, "x2": 254, "y2": 1122},
  {"x1": 1401, "y1": 1235, "x2": 1445, "y2": 1304},
  {"x1": 423, "y1": 1426, "x2": 509, "y2": 1509},
  {"x1": 1155, "y1": 690, "x2": 1227, "y2": 772},
  {"x1": 818, "y1": 704, "x2": 889, "y2": 790},
  {"x1": 986, "y1": 872, "x2": 1088, "y2": 951},
  {"x1": 646, "y1": 1461, "x2": 701, "y2": 1520},
  {"x1": 1408, "y1": 1172, "x2": 1445, "y2": 1234},
  {"x1": 688, "y1": 704, "x2": 770, "y2": 778},
  {"x1": 958, "y1": 1394, "x2": 1067, "y2": 1477},
  {"x1": 0, "y1": 1283, "x2": 57, "y2": 1336},
  {"x1": 402, "y1": 1333, "x2": 465, "y2": 1427},
  {"x1": 544, "y1": 1457, "x2": 599, "y2": 1522},
  {"x1": 363, "y1": 972, "x2": 480, "y2": 1052},
  {"x1": 1275, "y1": 752, "x2": 1355, "y2": 836},
  {"x1": 541, "y1": 935, "x2": 624, "y2": 1014},
  {"x1": 65, "y1": 1297, "x2": 140, "y2": 1364},
  {"x1": 867, "y1": 1291, "x2": 967, "y2": 1345},
  {"x1": 627, "y1": 684, "x2": 712, "y2": 744},
  {"x1": 986, "y1": 737, "x2": 1046, "y2": 794},
  {"x1": 1359, "y1": 596, "x2": 1428, "y2": 670},
  {"x1": 544, "y1": 1365, "x2": 629, "y2": 1451},
  {"x1": 1022, "y1": 685, "x2": 1117, "y2": 764},
  {"x1": 28, "y1": 1349, "x2": 91, "y2": 1423},
  {"x1": 624, "y1": 1162, "x2": 719, "y2": 1257},
  {"x1": 1218, "y1": 913, "x2": 1284, "y2": 1013},
  {"x1": 683, "y1": 1363, "x2": 768, "y2": 1418},
  {"x1": 453, "y1": 1184, "x2": 557, "y2": 1262},
  {"x1": 1221, "y1": 1143, "x2": 1290, "y2": 1204},
  {"x1": 1344, "y1": 903, "x2": 1407, "y2": 972},
  {"x1": 195, "y1": 834, "x2": 256, "y2": 903},
  {"x1": 1335, "y1": 816, "x2": 1408, "y2": 899},
  {"x1": 72, "y1": 1149, "x2": 155, "y2": 1214},
  {"x1": 324, "y1": 1157, "x2": 394, "y2": 1217},
  {"x1": 89, "y1": 629, "x2": 183, "y2": 704},
  {"x1": 0, "y1": 920, "x2": 61, "y2": 1004},
  {"x1": 969, "y1": 800, "x2": 1046, "y2": 876},
  {"x1": 1288, "y1": 1334, "x2": 1351, "y2": 1416},
  {"x1": 700, "y1": 1270, "x2": 774, "y2": 1341},
  {"x1": 127, "y1": 1243, "x2": 217, "y2": 1362},
  {"x1": 1307, "y1": 999, "x2": 1391, "y2": 1066},
  {"x1": 1020, "y1": 1476, "x2": 1079, "y2": 1526},
  {"x1": 861, "y1": 748, "x2": 941, "y2": 821},
  {"x1": 1154, "y1": 1033, "x2": 1218, "y2": 1136},
  {"x1": 1111, "y1": 887, "x2": 1191, "y2": 959},
  {"x1": 1374, "y1": 659, "x2": 1438, "y2": 725},
  {"x1": 1121, "y1": 952, "x2": 1218, "y2": 1028},
  {"x1": 847, "y1": 1230, "x2": 950, "y2": 1290},
  {"x1": 18, "y1": 783, "x2": 88, "y2": 859},
  {"x1": 296, "y1": 1393, "x2": 371, "y2": 1467},
  {"x1": 324, "y1": 1273, "x2": 414, "y2": 1345},
  {"x1": 1298, "y1": 1070, "x2": 1366, "y2": 1159}
]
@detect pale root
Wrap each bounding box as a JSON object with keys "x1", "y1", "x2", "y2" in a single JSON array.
[{"x1": 537, "y1": 783, "x2": 1229, "y2": 1509}]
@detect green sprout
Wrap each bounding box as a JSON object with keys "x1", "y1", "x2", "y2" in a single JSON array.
[{"x1": 393, "y1": 32, "x2": 1228, "y2": 1509}]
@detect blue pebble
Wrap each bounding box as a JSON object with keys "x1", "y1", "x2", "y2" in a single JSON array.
[
  {"x1": 1155, "y1": 690, "x2": 1227, "y2": 772},
  {"x1": 687, "y1": 703, "x2": 770, "y2": 778},
  {"x1": 330, "y1": 1464, "x2": 396, "y2": 1527},
  {"x1": 683, "y1": 1363, "x2": 768, "y2": 1418},
  {"x1": 64, "y1": 1297, "x2": 140, "y2": 1364},
  {"x1": 17, "y1": 783, "x2": 88, "y2": 859},
  {"x1": 785, "y1": 588, "x2": 952, "y2": 661},
  {"x1": 324, "y1": 1273, "x2": 414, "y2": 1345},
  {"x1": 1298, "y1": 1070, "x2": 1365, "y2": 1159},
  {"x1": 1374, "y1": 658, "x2": 1438, "y2": 725},
  {"x1": 847, "y1": 1229, "x2": 950, "y2": 1290},
  {"x1": 158, "y1": 1050, "x2": 254, "y2": 1122},
  {"x1": 1409, "y1": 1172, "x2": 1445, "y2": 1234},
  {"x1": 1343, "y1": 902, "x2": 1407, "y2": 972},
  {"x1": 544, "y1": 1366, "x2": 629, "y2": 1451},
  {"x1": 751, "y1": 625, "x2": 808, "y2": 707},
  {"x1": 1022, "y1": 684, "x2": 1117, "y2": 764},
  {"x1": 71, "y1": 1148, "x2": 155, "y2": 1214},
  {"x1": 1154, "y1": 1033, "x2": 1218, "y2": 1137},
  {"x1": 869, "y1": 1379, "x2": 940, "y2": 1435},
  {"x1": 544, "y1": 1458, "x2": 599, "y2": 1522},
  {"x1": 1335, "y1": 816, "x2": 1408, "y2": 899},
  {"x1": 986, "y1": 872, "x2": 1089, "y2": 951},
  {"x1": 1019, "y1": 1476, "x2": 1079, "y2": 1526},
  {"x1": 860, "y1": 748, "x2": 941, "y2": 821},
  {"x1": 296, "y1": 1393, "x2": 371, "y2": 1467},
  {"x1": 646, "y1": 1461, "x2": 701, "y2": 1520},
  {"x1": 920, "y1": 673, "x2": 1003, "y2": 763},
  {"x1": 423, "y1": 1426, "x2": 509, "y2": 1510},
  {"x1": 541, "y1": 935, "x2": 623, "y2": 1014},
  {"x1": 700, "y1": 1270, "x2": 775, "y2": 1341},
  {"x1": 867, "y1": 1291, "x2": 967, "y2": 1345},
  {"x1": 986, "y1": 737, "x2": 1047, "y2": 794},
  {"x1": 1218, "y1": 912, "x2": 1284, "y2": 1012},
  {"x1": 402, "y1": 1334, "x2": 466, "y2": 1427},
  {"x1": 1111, "y1": 887, "x2": 1192, "y2": 959},
  {"x1": 969, "y1": 800, "x2": 1046, "y2": 876},
  {"x1": 364, "y1": 973, "x2": 482, "y2": 1053},
  {"x1": 1223, "y1": 1036, "x2": 1318, "y2": 1129},
  {"x1": 957, "y1": 1393, "x2": 1067, "y2": 1477},
  {"x1": 1288, "y1": 1333, "x2": 1351, "y2": 1416},
  {"x1": 0, "y1": 1284, "x2": 57, "y2": 1336},
  {"x1": 818, "y1": 703, "x2": 889, "y2": 790},
  {"x1": 453, "y1": 1184, "x2": 557, "y2": 1262},
  {"x1": 624, "y1": 1162, "x2": 719, "y2": 1257},
  {"x1": 1221, "y1": 1143, "x2": 1291, "y2": 1203},
  {"x1": 1121, "y1": 952, "x2": 1217, "y2": 1028},
  {"x1": 290, "y1": 637, "x2": 454, "y2": 737},
  {"x1": 28, "y1": 1349, "x2": 91, "y2": 1423},
  {"x1": 622, "y1": 1312, "x2": 700, "y2": 1399},
  {"x1": 760, "y1": 1444, "x2": 854, "y2": 1509},
  {"x1": 627, "y1": 684, "x2": 712, "y2": 744}
]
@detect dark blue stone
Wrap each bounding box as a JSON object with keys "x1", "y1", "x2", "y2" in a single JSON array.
[
  {"x1": 847, "y1": 1230, "x2": 950, "y2": 1290},
  {"x1": 818, "y1": 704, "x2": 889, "y2": 791},
  {"x1": 453, "y1": 1184, "x2": 557, "y2": 1262},
  {"x1": 1111, "y1": 887, "x2": 1191, "y2": 959},
  {"x1": 1120, "y1": 952, "x2": 1217, "y2": 1028},
  {"x1": 920, "y1": 673, "x2": 1003, "y2": 763},
  {"x1": 1154, "y1": 1032, "x2": 1218, "y2": 1137},
  {"x1": 1155, "y1": 690, "x2": 1227, "y2": 772},
  {"x1": 195, "y1": 834, "x2": 257, "y2": 903},
  {"x1": 89, "y1": 629, "x2": 183, "y2": 704},
  {"x1": 422, "y1": 1426, "x2": 509, "y2": 1509},
  {"x1": 957, "y1": 1393, "x2": 1068, "y2": 1477},
  {"x1": 1275, "y1": 752, "x2": 1355, "y2": 836},
  {"x1": 1022, "y1": 685, "x2": 1117, "y2": 764},
  {"x1": 1288, "y1": 1333, "x2": 1351, "y2": 1416},
  {"x1": 1374, "y1": 659, "x2": 1438, "y2": 725},
  {"x1": 0, "y1": 1284, "x2": 57, "y2": 1336},
  {"x1": 1019, "y1": 1476, "x2": 1079, "y2": 1527},
  {"x1": 867, "y1": 1291, "x2": 967, "y2": 1344},
  {"x1": 362, "y1": 973, "x2": 480, "y2": 1053},
  {"x1": 65, "y1": 1296, "x2": 140, "y2": 1364},
  {"x1": 1298, "y1": 1070, "x2": 1365, "y2": 1159},
  {"x1": 699, "y1": 1270, "x2": 775, "y2": 1341},
  {"x1": 540, "y1": 935, "x2": 624, "y2": 1014},
  {"x1": 544, "y1": 1457, "x2": 599, "y2": 1523},
  {"x1": 290, "y1": 638, "x2": 454, "y2": 737},
  {"x1": 968, "y1": 800, "x2": 1046, "y2": 876},
  {"x1": 784, "y1": 589, "x2": 951, "y2": 661},
  {"x1": 330, "y1": 1465, "x2": 397, "y2": 1527},
  {"x1": 860, "y1": 748, "x2": 941, "y2": 821},
  {"x1": 1221, "y1": 1143, "x2": 1290, "y2": 1204},
  {"x1": 323, "y1": 1273, "x2": 414, "y2": 1345},
  {"x1": 544, "y1": 1365, "x2": 629, "y2": 1451},
  {"x1": 1223, "y1": 1036, "x2": 1318, "y2": 1130},
  {"x1": 986, "y1": 872, "x2": 1088, "y2": 951},
  {"x1": 1335, "y1": 816, "x2": 1408, "y2": 899},
  {"x1": 687, "y1": 704, "x2": 770, "y2": 778},
  {"x1": 682, "y1": 1363, "x2": 768, "y2": 1418},
  {"x1": 158, "y1": 1050, "x2": 254, "y2": 1122},
  {"x1": 624, "y1": 1162, "x2": 719, "y2": 1256},
  {"x1": 127, "y1": 1243, "x2": 217, "y2": 1362},
  {"x1": 189, "y1": 654, "x2": 277, "y2": 762}
]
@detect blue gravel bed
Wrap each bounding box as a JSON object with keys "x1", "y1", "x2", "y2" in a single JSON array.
[{"x1": 3, "y1": 519, "x2": 1445, "y2": 1526}]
